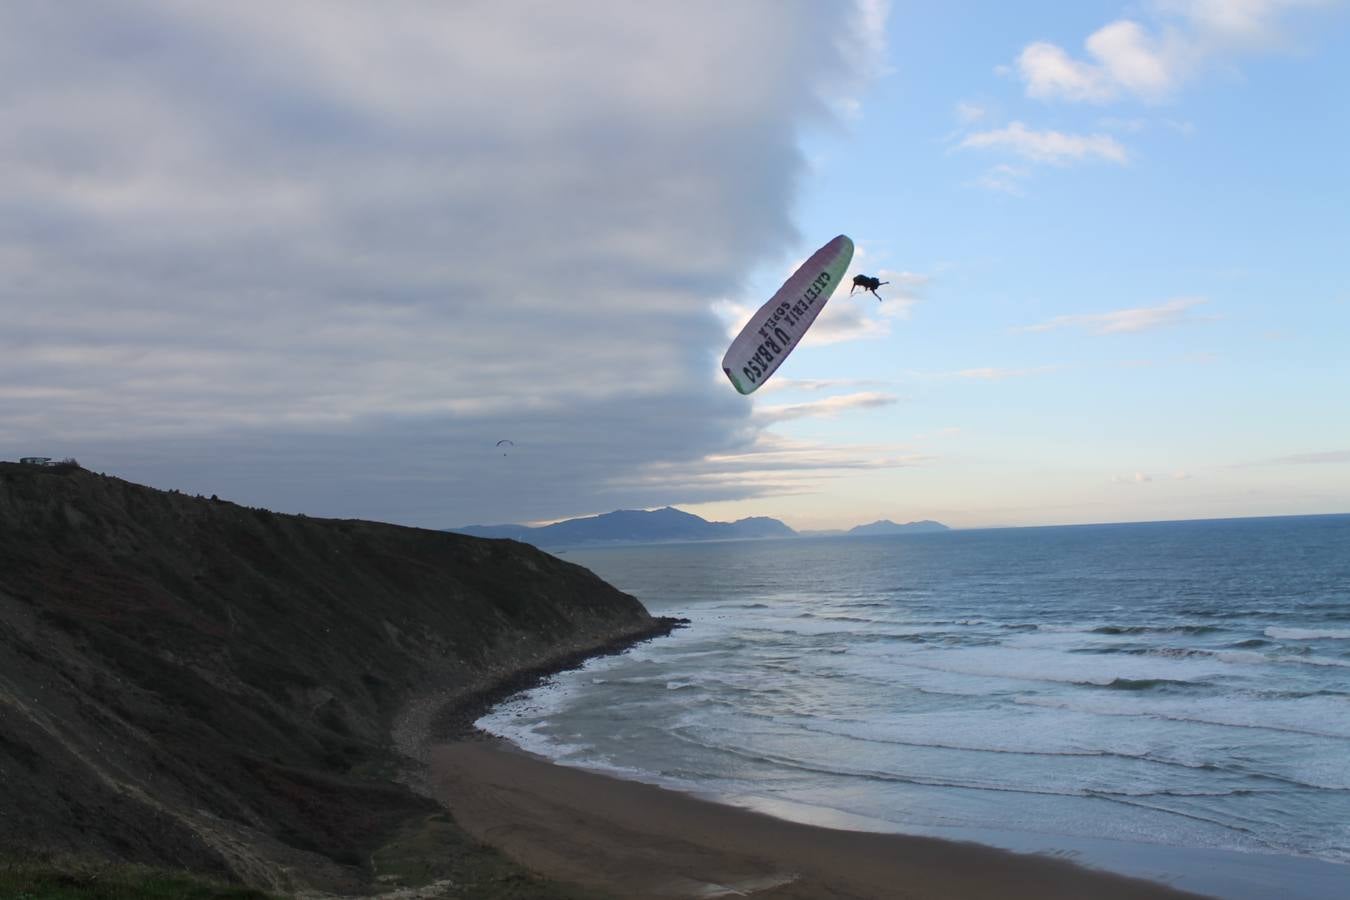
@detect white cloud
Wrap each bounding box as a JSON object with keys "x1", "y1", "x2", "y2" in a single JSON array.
[
  {"x1": 714, "y1": 291, "x2": 888, "y2": 349},
  {"x1": 855, "y1": 0, "x2": 894, "y2": 76},
  {"x1": 876, "y1": 269, "x2": 929, "y2": 304},
  {"x1": 1018, "y1": 41, "x2": 1119, "y2": 102},
  {"x1": 0, "y1": 1, "x2": 890, "y2": 527},
  {"x1": 955, "y1": 101, "x2": 987, "y2": 122},
  {"x1": 717, "y1": 254, "x2": 929, "y2": 351},
  {"x1": 804, "y1": 267, "x2": 926, "y2": 345},
  {"x1": 1019, "y1": 297, "x2": 1211, "y2": 334},
  {"x1": 702, "y1": 432, "x2": 924, "y2": 473},
  {"x1": 1159, "y1": 0, "x2": 1338, "y2": 46},
  {"x1": 1088, "y1": 20, "x2": 1178, "y2": 98},
  {"x1": 970, "y1": 163, "x2": 1031, "y2": 194},
  {"x1": 606, "y1": 431, "x2": 932, "y2": 505},
  {"x1": 1016, "y1": 0, "x2": 1339, "y2": 104},
  {"x1": 758, "y1": 377, "x2": 889, "y2": 394},
  {"x1": 754, "y1": 391, "x2": 899, "y2": 425},
  {"x1": 959, "y1": 122, "x2": 1129, "y2": 165},
  {"x1": 1248, "y1": 449, "x2": 1350, "y2": 465}
]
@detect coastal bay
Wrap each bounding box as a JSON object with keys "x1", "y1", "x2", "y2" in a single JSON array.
[{"x1": 429, "y1": 736, "x2": 1206, "y2": 900}]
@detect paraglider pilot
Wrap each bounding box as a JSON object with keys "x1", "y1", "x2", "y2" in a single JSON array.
[{"x1": 851, "y1": 275, "x2": 888, "y2": 300}]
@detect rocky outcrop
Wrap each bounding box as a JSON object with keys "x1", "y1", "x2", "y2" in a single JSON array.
[{"x1": 0, "y1": 462, "x2": 673, "y2": 893}]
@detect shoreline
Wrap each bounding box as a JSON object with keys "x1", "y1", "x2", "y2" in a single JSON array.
[
  {"x1": 413, "y1": 623, "x2": 1211, "y2": 899},
  {"x1": 415, "y1": 620, "x2": 1346, "y2": 899},
  {"x1": 427, "y1": 735, "x2": 1212, "y2": 900},
  {"x1": 428, "y1": 614, "x2": 690, "y2": 741}
]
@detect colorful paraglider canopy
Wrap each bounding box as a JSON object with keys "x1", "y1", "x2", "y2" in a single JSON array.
[{"x1": 721, "y1": 234, "x2": 854, "y2": 394}]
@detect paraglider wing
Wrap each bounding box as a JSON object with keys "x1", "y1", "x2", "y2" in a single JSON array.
[
  {"x1": 721, "y1": 234, "x2": 854, "y2": 394},
  {"x1": 495, "y1": 440, "x2": 513, "y2": 447}
]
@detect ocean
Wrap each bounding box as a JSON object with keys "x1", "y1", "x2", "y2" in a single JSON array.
[{"x1": 476, "y1": 515, "x2": 1350, "y2": 899}]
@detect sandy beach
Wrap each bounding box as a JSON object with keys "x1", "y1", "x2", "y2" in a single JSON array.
[{"x1": 429, "y1": 737, "x2": 1209, "y2": 900}]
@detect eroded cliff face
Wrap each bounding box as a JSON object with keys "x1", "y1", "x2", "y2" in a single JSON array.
[{"x1": 0, "y1": 463, "x2": 666, "y2": 892}]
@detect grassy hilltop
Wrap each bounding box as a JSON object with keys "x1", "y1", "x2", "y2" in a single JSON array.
[{"x1": 0, "y1": 462, "x2": 671, "y2": 897}]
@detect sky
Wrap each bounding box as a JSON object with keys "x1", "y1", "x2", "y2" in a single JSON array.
[{"x1": 2, "y1": 0, "x2": 1347, "y2": 531}]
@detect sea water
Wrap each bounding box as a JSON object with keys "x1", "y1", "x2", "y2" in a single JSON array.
[{"x1": 476, "y1": 516, "x2": 1350, "y2": 898}]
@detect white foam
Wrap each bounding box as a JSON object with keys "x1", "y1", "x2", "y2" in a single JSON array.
[
  {"x1": 478, "y1": 718, "x2": 595, "y2": 761},
  {"x1": 1014, "y1": 693, "x2": 1350, "y2": 742},
  {"x1": 882, "y1": 644, "x2": 1223, "y2": 687},
  {"x1": 791, "y1": 707, "x2": 1164, "y2": 759},
  {"x1": 1215, "y1": 650, "x2": 1350, "y2": 669},
  {"x1": 557, "y1": 528, "x2": 1350, "y2": 873},
  {"x1": 1267, "y1": 627, "x2": 1350, "y2": 641}
]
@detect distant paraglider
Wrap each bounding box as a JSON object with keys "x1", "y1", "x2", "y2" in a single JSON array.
[
  {"x1": 496, "y1": 439, "x2": 514, "y2": 456},
  {"x1": 721, "y1": 234, "x2": 854, "y2": 395},
  {"x1": 850, "y1": 274, "x2": 888, "y2": 301}
]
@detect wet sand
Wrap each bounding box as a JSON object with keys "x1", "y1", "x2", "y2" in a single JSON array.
[{"x1": 429, "y1": 738, "x2": 1210, "y2": 900}]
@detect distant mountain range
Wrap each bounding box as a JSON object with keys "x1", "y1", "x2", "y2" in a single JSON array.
[
  {"x1": 847, "y1": 519, "x2": 950, "y2": 536},
  {"x1": 451, "y1": 507, "x2": 948, "y2": 548}
]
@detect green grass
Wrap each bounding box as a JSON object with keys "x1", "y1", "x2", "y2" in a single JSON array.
[
  {"x1": 1, "y1": 814, "x2": 611, "y2": 899},
  {"x1": 2, "y1": 819, "x2": 611, "y2": 900},
  {"x1": 0, "y1": 857, "x2": 273, "y2": 899}
]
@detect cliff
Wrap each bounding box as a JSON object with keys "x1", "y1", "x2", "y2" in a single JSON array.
[{"x1": 0, "y1": 462, "x2": 673, "y2": 894}]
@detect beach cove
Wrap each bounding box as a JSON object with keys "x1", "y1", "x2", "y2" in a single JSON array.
[
  {"x1": 460, "y1": 519, "x2": 1350, "y2": 899},
  {"x1": 429, "y1": 735, "x2": 1208, "y2": 900}
]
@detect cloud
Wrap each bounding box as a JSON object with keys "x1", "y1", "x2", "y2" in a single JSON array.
[
  {"x1": 718, "y1": 257, "x2": 929, "y2": 350},
  {"x1": 1018, "y1": 297, "x2": 1211, "y2": 334},
  {"x1": 592, "y1": 431, "x2": 932, "y2": 508},
  {"x1": 758, "y1": 377, "x2": 890, "y2": 393},
  {"x1": 1246, "y1": 450, "x2": 1350, "y2": 465},
  {"x1": 801, "y1": 269, "x2": 925, "y2": 345},
  {"x1": 1017, "y1": 40, "x2": 1120, "y2": 103},
  {"x1": 1016, "y1": 0, "x2": 1339, "y2": 104},
  {"x1": 714, "y1": 293, "x2": 888, "y2": 349},
  {"x1": 708, "y1": 434, "x2": 929, "y2": 476},
  {"x1": 970, "y1": 163, "x2": 1032, "y2": 194},
  {"x1": 854, "y1": 0, "x2": 894, "y2": 77},
  {"x1": 955, "y1": 101, "x2": 987, "y2": 123},
  {"x1": 1159, "y1": 0, "x2": 1339, "y2": 46},
  {"x1": 959, "y1": 122, "x2": 1129, "y2": 165},
  {"x1": 872, "y1": 270, "x2": 928, "y2": 315},
  {"x1": 725, "y1": 295, "x2": 885, "y2": 348},
  {"x1": 754, "y1": 391, "x2": 899, "y2": 425},
  {"x1": 0, "y1": 1, "x2": 889, "y2": 527}
]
